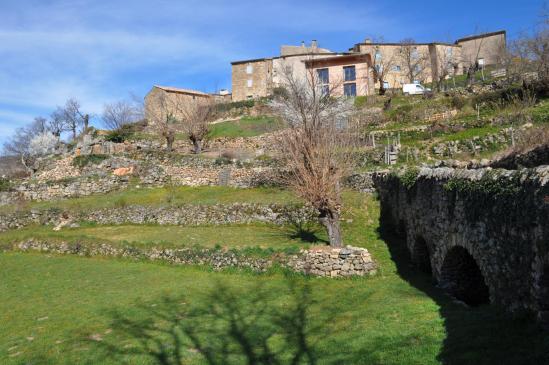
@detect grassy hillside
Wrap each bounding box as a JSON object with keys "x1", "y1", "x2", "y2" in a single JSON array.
[
  {"x1": 208, "y1": 116, "x2": 281, "y2": 139},
  {"x1": 1, "y1": 192, "x2": 548, "y2": 364}
]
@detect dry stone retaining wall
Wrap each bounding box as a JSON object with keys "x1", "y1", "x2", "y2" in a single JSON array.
[
  {"x1": 4, "y1": 240, "x2": 376, "y2": 278},
  {"x1": 0, "y1": 203, "x2": 317, "y2": 232},
  {"x1": 374, "y1": 166, "x2": 549, "y2": 321}
]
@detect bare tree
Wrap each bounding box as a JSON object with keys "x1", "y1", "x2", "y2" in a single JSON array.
[
  {"x1": 399, "y1": 39, "x2": 429, "y2": 84},
  {"x1": 435, "y1": 47, "x2": 459, "y2": 91},
  {"x1": 527, "y1": 26, "x2": 549, "y2": 79},
  {"x1": 462, "y1": 33, "x2": 486, "y2": 86},
  {"x1": 2, "y1": 119, "x2": 58, "y2": 175},
  {"x1": 102, "y1": 100, "x2": 142, "y2": 130},
  {"x1": 145, "y1": 92, "x2": 179, "y2": 151},
  {"x1": 370, "y1": 40, "x2": 397, "y2": 95},
  {"x1": 57, "y1": 98, "x2": 89, "y2": 139},
  {"x1": 175, "y1": 97, "x2": 218, "y2": 154},
  {"x1": 269, "y1": 66, "x2": 356, "y2": 247}
]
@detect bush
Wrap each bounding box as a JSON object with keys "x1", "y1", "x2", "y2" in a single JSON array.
[
  {"x1": 72, "y1": 154, "x2": 109, "y2": 168},
  {"x1": 0, "y1": 177, "x2": 12, "y2": 192},
  {"x1": 451, "y1": 96, "x2": 467, "y2": 110},
  {"x1": 354, "y1": 96, "x2": 369, "y2": 108},
  {"x1": 105, "y1": 124, "x2": 135, "y2": 143}
]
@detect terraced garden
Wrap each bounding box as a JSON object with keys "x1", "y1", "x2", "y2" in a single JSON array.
[{"x1": 1, "y1": 187, "x2": 548, "y2": 364}]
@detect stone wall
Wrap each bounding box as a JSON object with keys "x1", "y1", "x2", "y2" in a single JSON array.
[
  {"x1": 288, "y1": 246, "x2": 376, "y2": 277},
  {"x1": 374, "y1": 166, "x2": 549, "y2": 322},
  {"x1": 3, "y1": 240, "x2": 376, "y2": 278},
  {"x1": 0, "y1": 203, "x2": 317, "y2": 232}
]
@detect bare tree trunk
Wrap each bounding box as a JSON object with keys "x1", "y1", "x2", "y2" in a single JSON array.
[
  {"x1": 319, "y1": 209, "x2": 343, "y2": 248},
  {"x1": 165, "y1": 133, "x2": 175, "y2": 152},
  {"x1": 190, "y1": 137, "x2": 202, "y2": 154},
  {"x1": 83, "y1": 114, "x2": 89, "y2": 133},
  {"x1": 379, "y1": 81, "x2": 386, "y2": 96}
]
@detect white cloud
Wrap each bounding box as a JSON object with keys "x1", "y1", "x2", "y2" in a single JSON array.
[{"x1": 0, "y1": 0, "x2": 401, "y2": 143}]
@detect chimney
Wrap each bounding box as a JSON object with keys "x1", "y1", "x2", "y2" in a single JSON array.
[
  {"x1": 311, "y1": 40, "x2": 318, "y2": 49},
  {"x1": 364, "y1": 38, "x2": 372, "y2": 44},
  {"x1": 301, "y1": 41, "x2": 305, "y2": 48}
]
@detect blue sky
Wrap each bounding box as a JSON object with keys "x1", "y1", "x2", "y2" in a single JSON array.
[{"x1": 0, "y1": 0, "x2": 545, "y2": 145}]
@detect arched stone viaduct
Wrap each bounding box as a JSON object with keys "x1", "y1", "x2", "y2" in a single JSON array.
[{"x1": 374, "y1": 167, "x2": 549, "y2": 321}]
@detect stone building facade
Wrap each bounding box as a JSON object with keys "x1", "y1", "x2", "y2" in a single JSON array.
[
  {"x1": 231, "y1": 41, "x2": 340, "y2": 101},
  {"x1": 456, "y1": 30, "x2": 506, "y2": 68},
  {"x1": 144, "y1": 85, "x2": 212, "y2": 125},
  {"x1": 374, "y1": 167, "x2": 549, "y2": 322},
  {"x1": 350, "y1": 41, "x2": 463, "y2": 88},
  {"x1": 231, "y1": 31, "x2": 506, "y2": 97},
  {"x1": 304, "y1": 54, "x2": 375, "y2": 97}
]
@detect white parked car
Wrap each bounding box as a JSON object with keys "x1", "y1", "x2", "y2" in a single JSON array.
[{"x1": 403, "y1": 83, "x2": 431, "y2": 95}]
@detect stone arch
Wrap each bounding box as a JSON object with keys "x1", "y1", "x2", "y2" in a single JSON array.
[
  {"x1": 412, "y1": 235, "x2": 432, "y2": 274},
  {"x1": 440, "y1": 246, "x2": 489, "y2": 306}
]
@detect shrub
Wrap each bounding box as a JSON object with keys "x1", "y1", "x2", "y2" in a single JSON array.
[
  {"x1": 105, "y1": 124, "x2": 135, "y2": 143},
  {"x1": 354, "y1": 96, "x2": 369, "y2": 108},
  {"x1": 451, "y1": 96, "x2": 467, "y2": 110},
  {"x1": 72, "y1": 154, "x2": 109, "y2": 168},
  {"x1": 114, "y1": 197, "x2": 128, "y2": 208},
  {"x1": 399, "y1": 168, "x2": 420, "y2": 190},
  {"x1": 0, "y1": 177, "x2": 12, "y2": 192},
  {"x1": 214, "y1": 157, "x2": 232, "y2": 166}
]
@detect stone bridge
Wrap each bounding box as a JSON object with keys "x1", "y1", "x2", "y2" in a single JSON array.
[{"x1": 374, "y1": 166, "x2": 549, "y2": 322}]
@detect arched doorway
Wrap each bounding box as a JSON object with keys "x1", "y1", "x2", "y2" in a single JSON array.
[
  {"x1": 440, "y1": 246, "x2": 489, "y2": 306},
  {"x1": 412, "y1": 236, "x2": 432, "y2": 274}
]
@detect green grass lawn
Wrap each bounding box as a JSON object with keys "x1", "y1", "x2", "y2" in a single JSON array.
[
  {"x1": 208, "y1": 116, "x2": 282, "y2": 139},
  {"x1": 0, "y1": 186, "x2": 298, "y2": 214},
  {"x1": 1, "y1": 192, "x2": 548, "y2": 364},
  {"x1": 0, "y1": 223, "x2": 324, "y2": 251}
]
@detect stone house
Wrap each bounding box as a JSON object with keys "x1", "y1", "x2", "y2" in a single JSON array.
[
  {"x1": 304, "y1": 54, "x2": 375, "y2": 97},
  {"x1": 456, "y1": 30, "x2": 506, "y2": 68},
  {"x1": 350, "y1": 40, "x2": 463, "y2": 89},
  {"x1": 231, "y1": 41, "x2": 345, "y2": 101},
  {"x1": 144, "y1": 85, "x2": 213, "y2": 125},
  {"x1": 231, "y1": 31, "x2": 506, "y2": 96}
]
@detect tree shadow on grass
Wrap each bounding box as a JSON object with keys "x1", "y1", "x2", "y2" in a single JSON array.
[
  {"x1": 377, "y1": 223, "x2": 549, "y2": 365},
  {"x1": 97, "y1": 276, "x2": 328, "y2": 365}
]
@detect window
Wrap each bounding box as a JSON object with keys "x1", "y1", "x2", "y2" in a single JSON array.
[
  {"x1": 344, "y1": 66, "x2": 356, "y2": 82},
  {"x1": 375, "y1": 64, "x2": 383, "y2": 73},
  {"x1": 393, "y1": 65, "x2": 401, "y2": 72},
  {"x1": 414, "y1": 64, "x2": 421, "y2": 72},
  {"x1": 344, "y1": 83, "x2": 357, "y2": 97},
  {"x1": 247, "y1": 95, "x2": 253, "y2": 100},
  {"x1": 317, "y1": 68, "x2": 329, "y2": 84},
  {"x1": 321, "y1": 84, "x2": 330, "y2": 97},
  {"x1": 247, "y1": 79, "x2": 253, "y2": 88},
  {"x1": 246, "y1": 64, "x2": 253, "y2": 74},
  {"x1": 375, "y1": 50, "x2": 382, "y2": 60}
]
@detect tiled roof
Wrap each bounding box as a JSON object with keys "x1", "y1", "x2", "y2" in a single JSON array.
[{"x1": 154, "y1": 85, "x2": 210, "y2": 96}]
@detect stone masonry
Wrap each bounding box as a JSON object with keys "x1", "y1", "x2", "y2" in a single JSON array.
[{"x1": 374, "y1": 166, "x2": 549, "y2": 321}]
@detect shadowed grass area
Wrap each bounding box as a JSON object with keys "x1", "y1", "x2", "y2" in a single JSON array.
[
  {"x1": 208, "y1": 116, "x2": 281, "y2": 139},
  {"x1": 0, "y1": 186, "x2": 298, "y2": 214}
]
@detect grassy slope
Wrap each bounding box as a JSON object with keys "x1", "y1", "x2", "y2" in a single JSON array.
[
  {"x1": 0, "y1": 186, "x2": 298, "y2": 214},
  {"x1": 207, "y1": 116, "x2": 281, "y2": 139},
  {"x1": 1, "y1": 192, "x2": 548, "y2": 364},
  {"x1": 0, "y1": 223, "x2": 323, "y2": 251}
]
